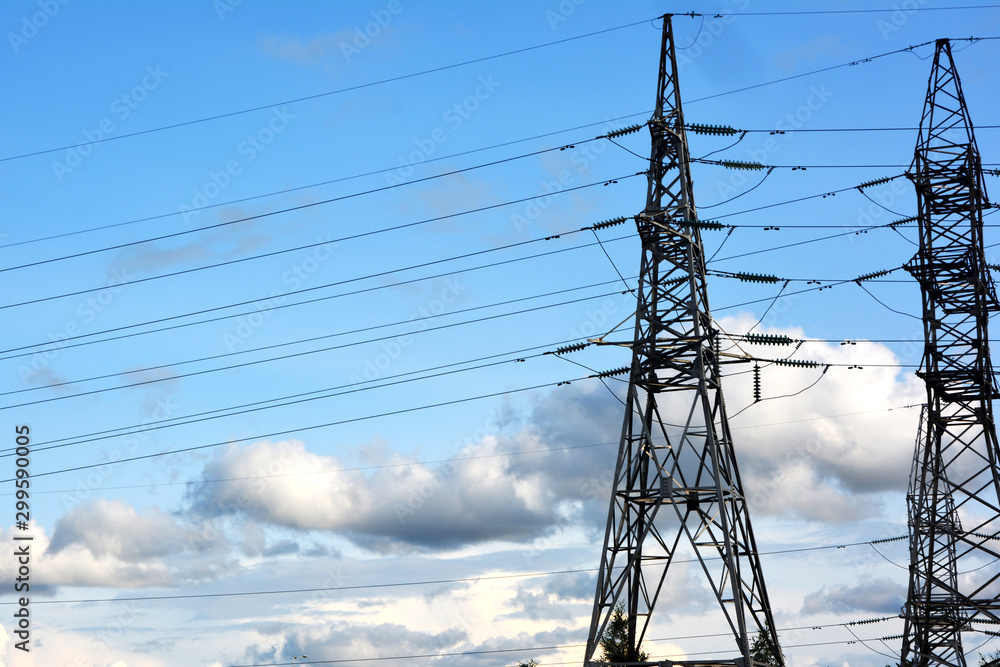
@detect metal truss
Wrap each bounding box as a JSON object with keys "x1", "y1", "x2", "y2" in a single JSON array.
[
  {"x1": 584, "y1": 15, "x2": 781, "y2": 667},
  {"x1": 901, "y1": 38, "x2": 1000, "y2": 667}
]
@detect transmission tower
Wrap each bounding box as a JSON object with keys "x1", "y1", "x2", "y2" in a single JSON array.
[
  {"x1": 901, "y1": 38, "x2": 1000, "y2": 667},
  {"x1": 584, "y1": 15, "x2": 782, "y2": 667}
]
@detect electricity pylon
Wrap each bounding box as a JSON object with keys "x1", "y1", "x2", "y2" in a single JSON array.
[
  {"x1": 901, "y1": 38, "x2": 1000, "y2": 667},
  {"x1": 584, "y1": 15, "x2": 782, "y2": 666}
]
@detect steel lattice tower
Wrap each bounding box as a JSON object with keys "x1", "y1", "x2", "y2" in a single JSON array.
[
  {"x1": 901, "y1": 38, "x2": 1000, "y2": 667},
  {"x1": 584, "y1": 15, "x2": 782, "y2": 667}
]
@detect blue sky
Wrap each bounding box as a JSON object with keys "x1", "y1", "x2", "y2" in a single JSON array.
[{"x1": 2, "y1": 1, "x2": 1000, "y2": 666}]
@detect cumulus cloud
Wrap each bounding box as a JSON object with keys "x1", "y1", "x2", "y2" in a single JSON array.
[
  {"x1": 544, "y1": 570, "x2": 596, "y2": 601},
  {"x1": 801, "y1": 576, "x2": 906, "y2": 615},
  {"x1": 234, "y1": 619, "x2": 467, "y2": 667},
  {"x1": 187, "y1": 437, "x2": 571, "y2": 552},
  {"x1": 497, "y1": 585, "x2": 576, "y2": 622},
  {"x1": 185, "y1": 380, "x2": 626, "y2": 552},
  {"x1": 37, "y1": 499, "x2": 235, "y2": 588},
  {"x1": 717, "y1": 314, "x2": 925, "y2": 522},
  {"x1": 186, "y1": 318, "x2": 924, "y2": 553}
]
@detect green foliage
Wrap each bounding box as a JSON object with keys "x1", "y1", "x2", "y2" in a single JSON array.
[
  {"x1": 749, "y1": 624, "x2": 783, "y2": 667},
  {"x1": 600, "y1": 603, "x2": 649, "y2": 664},
  {"x1": 516, "y1": 661, "x2": 539, "y2": 667}
]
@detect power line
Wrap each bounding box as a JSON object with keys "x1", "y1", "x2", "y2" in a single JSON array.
[
  {"x1": 697, "y1": 6, "x2": 1000, "y2": 17},
  {"x1": 1, "y1": 17, "x2": 655, "y2": 164},
  {"x1": 5, "y1": 169, "x2": 909, "y2": 314},
  {"x1": 6, "y1": 113, "x2": 652, "y2": 250},
  {"x1": 4, "y1": 402, "x2": 924, "y2": 497},
  {"x1": 6, "y1": 441, "x2": 619, "y2": 493},
  {"x1": 1, "y1": 401, "x2": 922, "y2": 484},
  {"x1": 219, "y1": 632, "x2": 904, "y2": 666},
  {"x1": 0, "y1": 139, "x2": 632, "y2": 277},
  {"x1": 686, "y1": 39, "x2": 939, "y2": 106},
  {"x1": 10, "y1": 271, "x2": 911, "y2": 413},
  {"x1": 10, "y1": 120, "x2": 994, "y2": 253},
  {"x1": 711, "y1": 173, "x2": 906, "y2": 222},
  {"x1": 0, "y1": 374, "x2": 922, "y2": 483},
  {"x1": 1, "y1": 173, "x2": 638, "y2": 310},
  {"x1": 709, "y1": 221, "x2": 909, "y2": 264},
  {"x1": 2, "y1": 209, "x2": 930, "y2": 362},
  {"x1": 0, "y1": 374, "x2": 600, "y2": 482},
  {"x1": 0, "y1": 288, "x2": 631, "y2": 409},
  {"x1": 735, "y1": 124, "x2": 1000, "y2": 134},
  {"x1": 3, "y1": 536, "x2": 905, "y2": 606},
  {"x1": 1, "y1": 310, "x2": 625, "y2": 454},
  {"x1": 15, "y1": 568, "x2": 596, "y2": 607},
  {"x1": 0, "y1": 230, "x2": 631, "y2": 358}
]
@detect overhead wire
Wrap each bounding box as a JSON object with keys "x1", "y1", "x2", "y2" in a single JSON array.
[
  {"x1": 0, "y1": 174, "x2": 644, "y2": 310},
  {"x1": 0, "y1": 229, "x2": 636, "y2": 358},
  {"x1": 2, "y1": 146, "x2": 560, "y2": 274},
  {"x1": 1, "y1": 17, "x2": 658, "y2": 164},
  {"x1": 6, "y1": 170, "x2": 910, "y2": 338},
  {"x1": 0, "y1": 169, "x2": 938, "y2": 318},
  {"x1": 0, "y1": 370, "x2": 927, "y2": 476},
  {"x1": 0, "y1": 288, "x2": 633, "y2": 409},
  {"x1": 218, "y1": 630, "x2": 911, "y2": 667},
  {"x1": 2, "y1": 400, "x2": 924, "y2": 483},
  {"x1": 1, "y1": 221, "x2": 921, "y2": 414},
  {"x1": 0, "y1": 373, "x2": 609, "y2": 481},
  {"x1": 700, "y1": 6, "x2": 1000, "y2": 17},
  {"x1": 699, "y1": 166, "x2": 775, "y2": 209},
  {"x1": 549, "y1": 352, "x2": 629, "y2": 408},
  {"x1": 5, "y1": 112, "x2": 654, "y2": 249},
  {"x1": 9, "y1": 441, "x2": 621, "y2": 492},
  {"x1": 684, "y1": 38, "x2": 997, "y2": 106},
  {"x1": 588, "y1": 228, "x2": 635, "y2": 293},
  {"x1": 0, "y1": 303, "x2": 634, "y2": 454},
  {"x1": 3, "y1": 122, "x2": 654, "y2": 275},
  {"x1": 16, "y1": 119, "x2": 999, "y2": 251},
  {"x1": 12, "y1": 31, "x2": 992, "y2": 179},
  {"x1": 9, "y1": 15, "x2": 1000, "y2": 661},
  {"x1": 855, "y1": 281, "x2": 922, "y2": 320},
  {"x1": 9, "y1": 124, "x2": 994, "y2": 253},
  {"x1": 2, "y1": 535, "x2": 907, "y2": 606}
]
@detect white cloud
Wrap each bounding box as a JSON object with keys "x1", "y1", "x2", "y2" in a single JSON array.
[
  {"x1": 229, "y1": 618, "x2": 468, "y2": 667},
  {"x1": 186, "y1": 325, "x2": 924, "y2": 554},
  {"x1": 185, "y1": 379, "x2": 629, "y2": 553},
  {"x1": 801, "y1": 576, "x2": 906, "y2": 615},
  {"x1": 187, "y1": 437, "x2": 574, "y2": 552},
  {"x1": 718, "y1": 314, "x2": 925, "y2": 522},
  {"x1": 28, "y1": 499, "x2": 236, "y2": 588}
]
